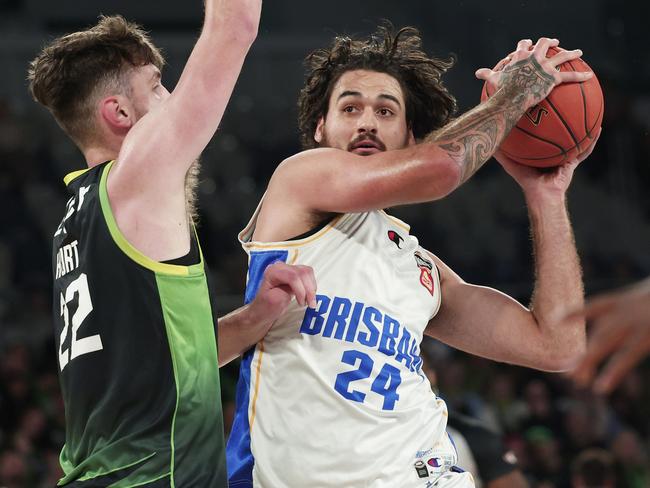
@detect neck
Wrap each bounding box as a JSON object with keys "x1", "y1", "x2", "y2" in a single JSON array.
[{"x1": 83, "y1": 145, "x2": 120, "y2": 168}]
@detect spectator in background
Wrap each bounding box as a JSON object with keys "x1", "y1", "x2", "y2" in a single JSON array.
[
  {"x1": 0, "y1": 452, "x2": 27, "y2": 488},
  {"x1": 447, "y1": 411, "x2": 529, "y2": 488},
  {"x1": 524, "y1": 426, "x2": 566, "y2": 487},
  {"x1": 571, "y1": 448, "x2": 616, "y2": 488},
  {"x1": 561, "y1": 398, "x2": 610, "y2": 459},
  {"x1": 520, "y1": 379, "x2": 564, "y2": 438},
  {"x1": 422, "y1": 352, "x2": 529, "y2": 487},
  {"x1": 610, "y1": 429, "x2": 650, "y2": 488}
]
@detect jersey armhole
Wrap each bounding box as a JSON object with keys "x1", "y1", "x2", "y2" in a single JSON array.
[{"x1": 99, "y1": 161, "x2": 203, "y2": 277}]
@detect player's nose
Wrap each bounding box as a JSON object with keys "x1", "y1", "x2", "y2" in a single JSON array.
[{"x1": 356, "y1": 108, "x2": 378, "y2": 134}]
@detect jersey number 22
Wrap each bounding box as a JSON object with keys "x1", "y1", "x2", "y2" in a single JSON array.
[{"x1": 59, "y1": 273, "x2": 103, "y2": 371}]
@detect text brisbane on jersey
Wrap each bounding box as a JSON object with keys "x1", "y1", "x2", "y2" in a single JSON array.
[{"x1": 52, "y1": 161, "x2": 226, "y2": 487}]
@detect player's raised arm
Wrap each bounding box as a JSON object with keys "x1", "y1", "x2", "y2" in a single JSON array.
[
  {"x1": 425, "y1": 134, "x2": 599, "y2": 372},
  {"x1": 112, "y1": 0, "x2": 261, "y2": 192},
  {"x1": 265, "y1": 37, "x2": 591, "y2": 219}
]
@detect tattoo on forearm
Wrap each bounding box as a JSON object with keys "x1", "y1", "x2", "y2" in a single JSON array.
[{"x1": 430, "y1": 56, "x2": 555, "y2": 184}]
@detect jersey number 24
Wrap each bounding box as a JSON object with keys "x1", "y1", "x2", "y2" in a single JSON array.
[{"x1": 334, "y1": 350, "x2": 402, "y2": 410}]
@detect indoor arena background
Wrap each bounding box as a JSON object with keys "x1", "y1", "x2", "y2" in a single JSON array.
[{"x1": 0, "y1": 0, "x2": 648, "y2": 486}]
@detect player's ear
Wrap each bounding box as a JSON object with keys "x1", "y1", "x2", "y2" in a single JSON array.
[
  {"x1": 99, "y1": 95, "x2": 135, "y2": 132},
  {"x1": 407, "y1": 128, "x2": 416, "y2": 147},
  {"x1": 314, "y1": 116, "x2": 325, "y2": 144}
]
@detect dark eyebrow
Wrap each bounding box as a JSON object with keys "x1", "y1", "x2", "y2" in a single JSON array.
[
  {"x1": 378, "y1": 94, "x2": 401, "y2": 107},
  {"x1": 337, "y1": 90, "x2": 402, "y2": 108},
  {"x1": 337, "y1": 90, "x2": 362, "y2": 101}
]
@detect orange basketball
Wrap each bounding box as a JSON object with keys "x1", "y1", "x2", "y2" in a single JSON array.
[{"x1": 480, "y1": 47, "x2": 604, "y2": 167}]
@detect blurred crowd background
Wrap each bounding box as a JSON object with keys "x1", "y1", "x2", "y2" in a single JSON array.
[{"x1": 1, "y1": 0, "x2": 649, "y2": 486}]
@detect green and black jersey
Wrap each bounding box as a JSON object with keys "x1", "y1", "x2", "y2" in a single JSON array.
[{"x1": 52, "y1": 161, "x2": 226, "y2": 487}]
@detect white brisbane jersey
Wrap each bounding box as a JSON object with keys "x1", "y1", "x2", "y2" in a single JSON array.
[{"x1": 227, "y1": 206, "x2": 470, "y2": 488}]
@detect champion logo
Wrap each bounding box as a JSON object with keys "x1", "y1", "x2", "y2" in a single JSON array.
[{"x1": 387, "y1": 230, "x2": 404, "y2": 249}]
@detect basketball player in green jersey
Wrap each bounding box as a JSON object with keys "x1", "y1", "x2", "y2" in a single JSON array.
[{"x1": 28, "y1": 2, "x2": 316, "y2": 486}]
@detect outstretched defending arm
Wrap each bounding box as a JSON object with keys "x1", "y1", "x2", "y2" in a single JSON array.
[
  {"x1": 114, "y1": 0, "x2": 261, "y2": 185},
  {"x1": 105, "y1": 0, "x2": 262, "y2": 260},
  {"x1": 217, "y1": 263, "x2": 317, "y2": 367}
]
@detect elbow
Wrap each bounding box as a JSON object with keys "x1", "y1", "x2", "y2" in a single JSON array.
[
  {"x1": 540, "y1": 357, "x2": 576, "y2": 374},
  {"x1": 432, "y1": 156, "x2": 462, "y2": 199},
  {"x1": 558, "y1": 345, "x2": 587, "y2": 373},
  {"x1": 206, "y1": 7, "x2": 260, "y2": 46},
  {"x1": 419, "y1": 144, "x2": 462, "y2": 199},
  {"x1": 535, "y1": 344, "x2": 587, "y2": 373},
  {"x1": 235, "y1": 15, "x2": 260, "y2": 44},
  {"x1": 222, "y1": 21, "x2": 259, "y2": 47}
]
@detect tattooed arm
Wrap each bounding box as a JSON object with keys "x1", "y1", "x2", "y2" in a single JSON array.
[
  {"x1": 247, "y1": 38, "x2": 592, "y2": 243},
  {"x1": 430, "y1": 38, "x2": 589, "y2": 184}
]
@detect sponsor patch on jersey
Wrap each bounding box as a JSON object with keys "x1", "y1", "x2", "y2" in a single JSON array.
[
  {"x1": 387, "y1": 230, "x2": 404, "y2": 249},
  {"x1": 414, "y1": 460, "x2": 429, "y2": 478},
  {"x1": 414, "y1": 251, "x2": 434, "y2": 296},
  {"x1": 420, "y1": 453, "x2": 456, "y2": 476},
  {"x1": 415, "y1": 448, "x2": 433, "y2": 459}
]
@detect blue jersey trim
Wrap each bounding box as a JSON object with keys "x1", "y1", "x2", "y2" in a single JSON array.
[
  {"x1": 447, "y1": 430, "x2": 457, "y2": 450},
  {"x1": 226, "y1": 250, "x2": 289, "y2": 486}
]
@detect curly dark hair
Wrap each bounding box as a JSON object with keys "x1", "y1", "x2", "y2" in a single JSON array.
[
  {"x1": 28, "y1": 15, "x2": 164, "y2": 147},
  {"x1": 297, "y1": 23, "x2": 457, "y2": 149}
]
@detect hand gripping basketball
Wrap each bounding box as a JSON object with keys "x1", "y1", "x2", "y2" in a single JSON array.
[{"x1": 478, "y1": 39, "x2": 603, "y2": 167}]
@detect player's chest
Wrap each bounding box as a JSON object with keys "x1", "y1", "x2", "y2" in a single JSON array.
[{"x1": 299, "y1": 214, "x2": 441, "y2": 327}]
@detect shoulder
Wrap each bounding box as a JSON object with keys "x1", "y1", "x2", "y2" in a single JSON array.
[
  {"x1": 272, "y1": 147, "x2": 349, "y2": 181},
  {"x1": 420, "y1": 249, "x2": 463, "y2": 287}
]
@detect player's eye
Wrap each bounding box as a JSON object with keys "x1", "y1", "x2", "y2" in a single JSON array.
[
  {"x1": 343, "y1": 105, "x2": 357, "y2": 113},
  {"x1": 377, "y1": 108, "x2": 393, "y2": 116}
]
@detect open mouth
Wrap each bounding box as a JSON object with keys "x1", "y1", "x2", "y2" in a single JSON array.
[{"x1": 349, "y1": 138, "x2": 385, "y2": 155}]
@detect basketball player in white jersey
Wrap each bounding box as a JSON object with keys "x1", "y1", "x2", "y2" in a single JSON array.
[{"x1": 227, "y1": 26, "x2": 598, "y2": 488}]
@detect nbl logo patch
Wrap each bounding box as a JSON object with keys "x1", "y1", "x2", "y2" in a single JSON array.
[
  {"x1": 414, "y1": 460, "x2": 429, "y2": 478},
  {"x1": 414, "y1": 251, "x2": 434, "y2": 296}
]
